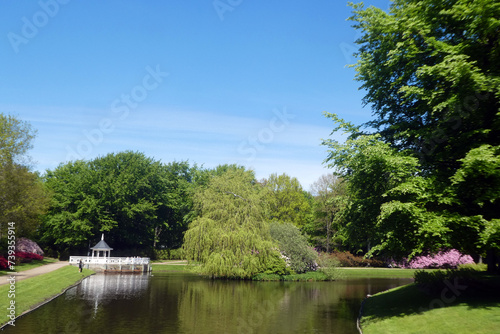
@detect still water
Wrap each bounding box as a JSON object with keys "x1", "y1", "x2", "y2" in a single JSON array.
[{"x1": 6, "y1": 272, "x2": 411, "y2": 334}]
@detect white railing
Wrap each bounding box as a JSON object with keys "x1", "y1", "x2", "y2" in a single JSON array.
[{"x1": 69, "y1": 256, "x2": 150, "y2": 265}]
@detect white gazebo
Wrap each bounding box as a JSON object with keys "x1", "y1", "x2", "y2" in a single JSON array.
[
  {"x1": 91, "y1": 234, "x2": 113, "y2": 259},
  {"x1": 69, "y1": 234, "x2": 151, "y2": 273}
]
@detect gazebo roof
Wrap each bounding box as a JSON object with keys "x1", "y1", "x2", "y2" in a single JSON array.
[{"x1": 91, "y1": 234, "x2": 113, "y2": 251}]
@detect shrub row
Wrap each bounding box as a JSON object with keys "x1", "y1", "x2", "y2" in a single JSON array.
[
  {"x1": 0, "y1": 251, "x2": 44, "y2": 269},
  {"x1": 153, "y1": 248, "x2": 184, "y2": 260}
]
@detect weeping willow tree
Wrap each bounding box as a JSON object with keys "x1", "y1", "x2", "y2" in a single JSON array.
[{"x1": 183, "y1": 168, "x2": 287, "y2": 278}]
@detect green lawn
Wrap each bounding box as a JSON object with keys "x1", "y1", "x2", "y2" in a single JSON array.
[
  {"x1": 337, "y1": 267, "x2": 423, "y2": 279},
  {"x1": 361, "y1": 277, "x2": 500, "y2": 334},
  {"x1": 0, "y1": 265, "x2": 94, "y2": 327},
  {"x1": 151, "y1": 263, "x2": 189, "y2": 272},
  {"x1": 152, "y1": 263, "x2": 427, "y2": 280}
]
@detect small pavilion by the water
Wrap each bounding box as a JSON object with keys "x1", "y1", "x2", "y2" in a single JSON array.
[
  {"x1": 69, "y1": 234, "x2": 150, "y2": 273},
  {"x1": 91, "y1": 234, "x2": 113, "y2": 259}
]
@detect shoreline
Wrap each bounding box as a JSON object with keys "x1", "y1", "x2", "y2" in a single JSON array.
[{"x1": 0, "y1": 266, "x2": 95, "y2": 328}]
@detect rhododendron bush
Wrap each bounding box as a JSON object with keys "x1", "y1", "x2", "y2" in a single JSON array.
[{"x1": 392, "y1": 249, "x2": 474, "y2": 269}]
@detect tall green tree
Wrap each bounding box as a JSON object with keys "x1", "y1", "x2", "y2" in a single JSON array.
[
  {"x1": 263, "y1": 173, "x2": 311, "y2": 228},
  {"x1": 323, "y1": 116, "x2": 421, "y2": 255},
  {"x1": 155, "y1": 161, "x2": 199, "y2": 249},
  {"x1": 325, "y1": 0, "x2": 500, "y2": 270},
  {"x1": 41, "y1": 152, "x2": 188, "y2": 253},
  {"x1": 306, "y1": 173, "x2": 347, "y2": 252},
  {"x1": 183, "y1": 168, "x2": 286, "y2": 278},
  {"x1": 0, "y1": 113, "x2": 36, "y2": 166},
  {"x1": 0, "y1": 114, "x2": 49, "y2": 240},
  {"x1": 349, "y1": 0, "x2": 499, "y2": 176}
]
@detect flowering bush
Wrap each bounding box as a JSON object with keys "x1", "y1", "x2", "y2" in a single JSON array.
[
  {"x1": 392, "y1": 249, "x2": 474, "y2": 269},
  {"x1": 270, "y1": 222, "x2": 318, "y2": 273},
  {"x1": 0, "y1": 257, "x2": 9, "y2": 270},
  {"x1": 14, "y1": 251, "x2": 44, "y2": 263}
]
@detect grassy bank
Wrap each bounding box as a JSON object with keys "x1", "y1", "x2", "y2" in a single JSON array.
[
  {"x1": 0, "y1": 265, "x2": 94, "y2": 327},
  {"x1": 253, "y1": 267, "x2": 422, "y2": 281},
  {"x1": 361, "y1": 274, "x2": 500, "y2": 334},
  {"x1": 152, "y1": 263, "x2": 424, "y2": 280},
  {"x1": 151, "y1": 263, "x2": 189, "y2": 272}
]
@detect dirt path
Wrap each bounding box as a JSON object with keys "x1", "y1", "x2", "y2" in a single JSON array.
[{"x1": 0, "y1": 261, "x2": 69, "y2": 286}]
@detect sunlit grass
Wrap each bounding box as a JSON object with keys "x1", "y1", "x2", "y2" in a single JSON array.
[
  {"x1": 0, "y1": 265, "x2": 94, "y2": 327},
  {"x1": 362, "y1": 275, "x2": 500, "y2": 334}
]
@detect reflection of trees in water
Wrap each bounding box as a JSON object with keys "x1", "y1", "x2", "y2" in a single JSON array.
[
  {"x1": 177, "y1": 280, "x2": 294, "y2": 334},
  {"x1": 176, "y1": 280, "x2": 367, "y2": 334},
  {"x1": 6, "y1": 274, "x2": 412, "y2": 334}
]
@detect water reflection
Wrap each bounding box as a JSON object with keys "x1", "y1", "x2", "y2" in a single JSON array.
[
  {"x1": 5, "y1": 273, "x2": 411, "y2": 334},
  {"x1": 70, "y1": 273, "x2": 150, "y2": 302}
]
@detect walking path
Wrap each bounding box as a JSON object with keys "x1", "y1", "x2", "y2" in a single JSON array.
[{"x1": 0, "y1": 261, "x2": 69, "y2": 286}]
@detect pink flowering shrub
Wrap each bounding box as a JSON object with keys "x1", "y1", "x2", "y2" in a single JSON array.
[
  {"x1": 392, "y1": 249, "x2": 474, "y2": 269},
  {"x1": 0, "y1": 257, "x2": 9, "y2": 270},
  {"x1": 14, "y1": 251, "x2": 44, "y2": 263}
]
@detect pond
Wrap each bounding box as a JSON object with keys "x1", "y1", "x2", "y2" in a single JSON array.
[{"x1": 6, "y1": 272, "x2": 411, "y2": 334}]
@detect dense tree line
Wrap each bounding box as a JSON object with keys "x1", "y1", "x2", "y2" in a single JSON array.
[
  {"x1": 2, "y1": 0, "x2": 498, "y2": 276},
  {"x1": 323, "y1": 0, "x2": 499, "y2": 272}
]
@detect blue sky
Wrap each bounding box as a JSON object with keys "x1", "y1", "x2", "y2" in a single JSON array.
[{"x1": 0, "y1": 0, "x2": 390, "y2": 189}]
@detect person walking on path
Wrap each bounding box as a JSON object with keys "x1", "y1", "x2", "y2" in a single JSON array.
[{"x1": 78, "y1": 259, "x2": 83, "y2": 272}]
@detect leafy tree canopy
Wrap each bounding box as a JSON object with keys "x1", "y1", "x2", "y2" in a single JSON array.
[
  {"x1": 262, "y1": 173, "x2": 311, "y2": 228},
  {"x1": 0, "y1": 114, "x2": 49, "y2": 239},
  {"x1": 40, "y1": 152, "x2": 192, "y2": 252},
  {"x1": 349, "y1": 0, "x2": 500, "y2": 176},
  {"x1": 183, "y1": 168, "x2": 287, "y2": 278}
]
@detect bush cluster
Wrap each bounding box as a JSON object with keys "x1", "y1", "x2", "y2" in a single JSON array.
[
  {"x1": 15, "y1": 251, "x2": 44, "y2": 263},
  {"x1": 322, "y1": 251, "x2": 386, "y2": 267},
  {"x1": 392, "y1": 249, "x2": 474, "y2": 269},
  {"x1": 269, "y1": 222, "x2": 318, "y2": 273},
  {"x1": 0, "y1": 251, "x2": 44, "y2": 269},
  {"x1": 153, "y1": 248, "x2": 184, "y2": 260},
  {"x1": 413, "y1": 267, "x2": 483, "y2": 296}
]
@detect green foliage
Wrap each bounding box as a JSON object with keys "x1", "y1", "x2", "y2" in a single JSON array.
[
  {"x1": 323, "y1": 118, "x2": 420, "y2": 254},
  {"x1": 153, "y1": 248, "x2": 184, "y2": 260},
  {"x1": 40, "y1": 152, "x2": 194, "y2": 251},
  {"x1": 269, "y1": 221, "x2": 318, "y2": 273},
  {"x1": 306, "y1": 173, "x2": 347, "y2": 252},
  {"x1": 0, "y1": 114, "x2": 50, "y2": 239},
  {"x1": 317, "y1": 253, "x2": 341, "y2": 280},
  {"x1": 183, "y1": 168, "x2": 286, "y2": 279},
  {"x1": 0, "y1": 113, "x2": 36, "y2": 166},
  {"x1": 263, "y1": 173, "x2": 311, "y2": 228},
  {"x1": 349, "y1": 0, "x2": 500, "y2": 172},
  {"x1": 323, "y1": 0, "x2": 500, "y2": 270}
]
